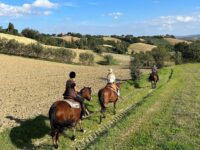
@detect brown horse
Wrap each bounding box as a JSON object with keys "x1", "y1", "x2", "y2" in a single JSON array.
[
  {"x1": 149, "y1": 72, "x2": 158, "y2": 89},
  {"x1": 98, "y1": 83, "x2": 121, "y2": 124},
  {"x1": 49, "y1": 87, "x2": 92, "y2": 149}
]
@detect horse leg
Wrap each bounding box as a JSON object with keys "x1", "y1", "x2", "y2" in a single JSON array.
[
  {"x1": 100, "y1": 107, "x2": 106, "y2": 124},
  {"x1": 71, "y1": 127, "x2": 76, "y2": 141},
  {"x1": 51, "y1": 129, "x2": 59, "y2": 149},
  {"x1": 79, "y1": 120, "x2": 85, "y2": 133},
  {"x1": 113, "y1": 102, "x2": 116, "y2": 115}
]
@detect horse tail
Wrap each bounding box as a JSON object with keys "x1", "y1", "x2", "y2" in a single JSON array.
[
  {"x1": 49, "y1": 106, "x2": 57, "y2": 128},
  {"x1": 98, "y1": 90, "x2": 105, "y2": 110}
]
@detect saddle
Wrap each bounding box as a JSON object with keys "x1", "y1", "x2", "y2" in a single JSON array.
[
  {"x1": 63, "y1": 97, "x2": 80, "y2": 109},
  {"x1": 106, "y1": 83, "x2": 120, "y2": 96}
]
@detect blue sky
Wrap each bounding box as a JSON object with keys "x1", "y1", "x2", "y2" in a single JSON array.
[{"x1": 1, "y1": 0, "x2": 200, "y2": 36}]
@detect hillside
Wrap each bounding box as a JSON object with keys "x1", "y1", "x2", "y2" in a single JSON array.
[
  {"x1": 0, "y1": 33, "x2": 103, "y2": 63},
  {"x1": 128, "y1": 43, "x2": 157, "y2": 54},
  {"x1": 164, "y1": 37, "x2": 191, "y2": 45},
  {"x1": 56, "y1": 35, "x2": 80, "y2": 42},
  {"x1": 103, "y1": 36, "x2": 121, "y2": 43}
]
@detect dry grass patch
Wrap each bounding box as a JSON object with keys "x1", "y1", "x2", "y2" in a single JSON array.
[
  {"x1": 103, "y1": 36, "x2": 121, "y2": 43},
  {"x1": 56, "y1": 35, "x2": 80, "y2": 42},
  {"x1": 128, "y1": 43, "x2": 157, "y2": 54},
  {"x1": 164, "y1": 38, "x2": 191, "y2": 45}
]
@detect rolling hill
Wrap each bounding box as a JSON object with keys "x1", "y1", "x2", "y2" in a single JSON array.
[{"x1": 128, "y1": 43, "x2": 157, "y2": 54}]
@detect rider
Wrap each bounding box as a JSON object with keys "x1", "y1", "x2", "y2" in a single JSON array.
[
  {"x1": 63, "y1": 71, "x2": 87, "y2": 118},
  {"x1": 107, "y1": 68, "x2": 120, "y2": 96},
  {"x1": 151, "y1": 64, "x2": 159, "y2": 80}
]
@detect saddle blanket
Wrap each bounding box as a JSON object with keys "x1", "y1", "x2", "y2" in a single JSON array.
[{"x1": 62, "y1": 99, "x2": 80, "y2": 109}]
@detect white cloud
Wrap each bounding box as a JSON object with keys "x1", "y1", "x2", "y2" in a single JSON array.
[
  {"x1": 0, "y1": 0, "x2": 57, "y2": 17},
  {"x1": 32, "y1": 0, "x2": 58, "y2": 8},
  {"x1": 43, "y1": 11, "x2": 52, "y2": 15},
  {"x1": 108, "y1": 12, "x2": 123, "y2": 19},
  {"x1": 63, "y1": 2, "x2": 79, "y2": 7}
]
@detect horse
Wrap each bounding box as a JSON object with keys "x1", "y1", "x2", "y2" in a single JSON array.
[
  {"x1": 98, "y1": 82, "x2": 121, "y2": 124},
  {"x1": 49, "y1": 87, "x2": 92, "y2": 149},
  {"x1": 149, "y1": 72, "x2": 158, "y2": 89}
]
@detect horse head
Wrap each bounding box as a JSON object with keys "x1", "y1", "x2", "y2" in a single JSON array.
[{"x1": 79, "y1": 87, "x2": 92, "y2": 101}]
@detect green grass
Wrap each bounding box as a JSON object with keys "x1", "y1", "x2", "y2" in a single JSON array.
[
  {"x1": 86, "y1": 64, "x2": 200, "y2": 150},
  {"x1": 0, "y1": 67, "x2": 173, "y2": 150}
]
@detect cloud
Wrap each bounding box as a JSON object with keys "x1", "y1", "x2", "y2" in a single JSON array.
[
  {"x1": 108, "y1": 12, "x2": 123, "y2": 19},
  {"x1": 0, "y1": 0, "x2": 57, "y2": 17},
  {"x1": 63, "y1": 2, "x2": 79, "y2": 7},
  {"x1": 32, "y1": 0, "x2": 58, "y2": 8}
]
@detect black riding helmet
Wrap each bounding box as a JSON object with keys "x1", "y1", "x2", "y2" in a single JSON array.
[{"x1": 69, "y1": 71, "x2": 76, "y2": 78}]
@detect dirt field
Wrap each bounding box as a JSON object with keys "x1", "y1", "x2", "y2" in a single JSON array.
[{"x1": 0, "y1": 54, "x2": 130, "y2": 132}]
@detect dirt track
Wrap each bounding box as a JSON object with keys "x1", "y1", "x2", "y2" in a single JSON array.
[{"x1": 0, "y1": 54, "x2": 130, "y2": 131}]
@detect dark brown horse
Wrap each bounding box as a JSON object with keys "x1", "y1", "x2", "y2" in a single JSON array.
[
  {"x1": 98, "y1": 83, "x2": 121, "y2": 124},
  {"x1": 49, "y1": 87, "x2": 92, "y2": 149},
  {"x1": 149, "y1": 73, "x2": 158, "y2": 89}
]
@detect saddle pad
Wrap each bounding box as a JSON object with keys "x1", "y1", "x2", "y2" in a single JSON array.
[{"x1": 64, "y1": 99, "x2": 80, "y2": 109}]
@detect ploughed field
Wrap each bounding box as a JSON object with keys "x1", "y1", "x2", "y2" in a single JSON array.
[{"x1": 0, "y1": 54, "x2": 130, "y2": 131}]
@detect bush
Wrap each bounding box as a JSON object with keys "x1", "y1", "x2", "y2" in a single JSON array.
[
  {"x1": 104, "y1": 55, "x2": 118, "y2": 65},
  {"x1": 55, "y1": 48, "x2": 76, "y2": 63},
  {"x1": 79, "y1": 52, "x2": 94, "y2": 65},
  {"x1": 174, "y1": 51, "x2": 182, "y2": 65},
  {"x1": 130, "y1": 56, "x2": 141, "y2": 81},
  {"x1": 151, "y1": 46, "x2": 169, "y2": 68},
  {"x1": 0, "y1": 38, "x2": 76, "y2": 64}
]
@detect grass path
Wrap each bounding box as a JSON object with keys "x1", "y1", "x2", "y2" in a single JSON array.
[{"x1": 87, "y1": 64, "x2": 200, "y2": 150}]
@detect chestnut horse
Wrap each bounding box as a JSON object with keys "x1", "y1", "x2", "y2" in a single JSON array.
[
  {"x1": 98, "y1": 83, "x2": 121, "y2": 124},
  {"x1": 49, "y1": 87, "x2": 92, "y2": 149},
  {"x1": 149, "y1": 73, "x2": 158, "y2": 89}
]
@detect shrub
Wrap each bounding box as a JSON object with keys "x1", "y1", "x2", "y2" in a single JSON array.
[
  {"x1": 174, "y1": 51, "x2": 182, "y2": 65},
  {"x1": 151, "y1": 46, "x2": 169, "y2": 68},
  {"x1": 130, "y1": 56, "x2": 141, "y2": 81},
  {"x1": 104, "y1": 55, "x2": 118, "y2": 65},
  {"x1": 54, "y1": 48, "x2": 76, "y2": 63},
  {"x1": 79, "y1": 52, "x2": 94, "y2": 65}
]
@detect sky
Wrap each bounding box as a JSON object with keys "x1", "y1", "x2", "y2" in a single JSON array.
[{"x1": 1, "y1": 0, "x2": 200, "y2": 36}]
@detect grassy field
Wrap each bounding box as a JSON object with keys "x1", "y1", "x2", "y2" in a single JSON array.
[
  {"x1": 0, "y1": 60, "x2": 173, "y2": 150},
  {"x1": 128, "y1": 43, "x2": 157, "y2": 54},
  {"x1": 87, "y1": 64, "x2": 200, "y2": 149}
]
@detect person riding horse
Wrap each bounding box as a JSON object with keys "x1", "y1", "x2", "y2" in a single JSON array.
[
  {"x1": 106, "y1": 68, "x2": 120, "y2": 96},
  {"x1": 63, "y1": 71, "x2": 87, "y2": 118},
  {"x1": 149, "y1": 64, "x2": 159, "y2": 81}
]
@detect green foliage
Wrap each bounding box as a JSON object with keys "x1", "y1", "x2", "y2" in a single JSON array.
[
  {"x1": 151, "y1": 46, "x2": 169, "y2": 68},
  {"x1": 0, "y1": 38, "x2": 76, "y2": 64},
  {"x1": 21, "y1": 28, "x2": 40, "y2": 40},
  {"x1": 130, "y1": 56, "x2": 141, "y2": 82},
  {"x1": 174, "y1": 51, "x2": 183, "y2": 65},
  {"x1": 79, "y1": 52, "x2": 94, "y2": 65},
  {"x1": 133, "y1": 52, "x2": 155, "y2": 68},
  {"x1": 174, "y1": 42, "x2": 200, "y2": 62},
  {"x1": 103, "y1": 54, "x2": 118, "y2": 65}
]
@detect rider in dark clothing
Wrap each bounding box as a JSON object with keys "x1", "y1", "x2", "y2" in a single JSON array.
[{"x1": 63, "y1": 71, "x2": 87, "y2": 118}]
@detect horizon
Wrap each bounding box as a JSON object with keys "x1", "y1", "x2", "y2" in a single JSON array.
[{"x1": 1, "y1": 0, "x2": 200, "y2": 36}]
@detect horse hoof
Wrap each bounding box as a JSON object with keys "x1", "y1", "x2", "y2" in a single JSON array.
[
  {"x1": 53, "y1": 144, "x2": 58, "y2": 149},
  {"x1": 71, "y1": 135, "x2": 76, "y2": 141}
]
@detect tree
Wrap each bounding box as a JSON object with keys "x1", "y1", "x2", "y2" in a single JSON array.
[
  {"x1": 151, "y1": 46, "x2": 169, "y2": 68},
  {"x1": 130, "y1": 56, "x2": 141, "y2": 81},
  {"x1": 21, "y1": 28, "x2": 40, "y2": 40},
  {"x1": 7, "y1": 22, "x2": 14, "y2": 33}
]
